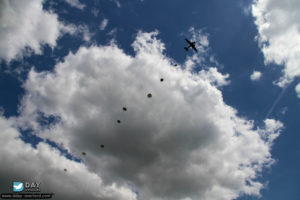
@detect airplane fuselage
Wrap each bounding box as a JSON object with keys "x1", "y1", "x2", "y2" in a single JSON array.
[{"x1": 184, "y1": 39, "x2": 197, "y2": 52}]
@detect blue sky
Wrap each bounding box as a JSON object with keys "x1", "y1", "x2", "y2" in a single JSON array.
[{"x1": 0, "y1": 0, "x2": 299, "y2": 199}]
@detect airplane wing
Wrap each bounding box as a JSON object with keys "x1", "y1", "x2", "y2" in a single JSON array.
[
  {"x1": 191, "y1": 45, "x2": 198, "y2": 52},
  {"x1": 185, "y1": 38, "x2": 192, "y2": 45}
]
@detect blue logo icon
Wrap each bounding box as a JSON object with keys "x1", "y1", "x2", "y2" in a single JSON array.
[{"x1": 13, "y1": 182, "x2": 24, "y2": 192}]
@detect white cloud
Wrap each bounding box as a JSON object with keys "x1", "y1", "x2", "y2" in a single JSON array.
[
  {"x1": 199, "y1": 67, "x2": 230, "y2": 87},
  {"x1": 61, "y1": 24, "x2": 93, "y2": 42},
  {"x1": 260, "y1": 118, "x2": 283, "y2": 145},
  {"x1": 252, "y1": 0, "x2": 300, "y2": 88},
  {"x1": 295, "y1": 83, "x2": 300, "y2": 98},
  {"x1": 250, "y1": 70, "x2": 262, "y2": 81},
  {"x1": 0, "y1": 116, "x2": 136, "y2": 200},
  {"x1": 77, "y1": 25, "x2": 93, "y2": 42},
  {"x1": 13, "y1": 31, "x2": 283, "y2": 200},
  {"x1": 0, "y1": 0, "x2": 63, "y2": 62},
  {"x1": 100, "y1": 18, "x2": 108, "y2": 31},
  {"x1": 64, "y1": 0, "x2": 85, "y2": 10}
]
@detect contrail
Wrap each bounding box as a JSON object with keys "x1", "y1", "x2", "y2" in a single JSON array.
[{"x1": 265, "y1": 84, "x2": 290, "y2": 119}]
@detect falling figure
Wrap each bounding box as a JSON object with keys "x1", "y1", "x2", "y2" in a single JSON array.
[
  {"x1": 147, "y1": 93, "x2": 152, "y2": 98},
  {"x1": 82, "y1": 152, "x2": 86, "y2": 155},
  {"x1": 123, "y1": 107, "x2": 127, "y2": 111},
  {"x1": 100, "y1": 144, "x2": 104, "y2": 148},
  {"x1": 160, "y1": 78, "x2": 164, "y2": 82},
  {"x1": 117, "y1": 120, "x2": 121, "y2": 123},
  {"x1": 64, "y1": 169, "x2": 67, "y2": 172}
]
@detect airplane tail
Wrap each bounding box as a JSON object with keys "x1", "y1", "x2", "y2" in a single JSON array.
[{"x1": 184, "y1": 47, "x2": 188, "y2": 51}]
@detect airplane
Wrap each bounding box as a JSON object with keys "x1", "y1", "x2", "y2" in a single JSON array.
[{"x1": 184, "y1": 39, "x2": 198, "y2": 52}]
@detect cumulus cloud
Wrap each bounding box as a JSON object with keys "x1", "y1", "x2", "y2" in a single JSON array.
[
  {"x1": 250, "y1": 70, "x2": 262, "y2": 81},
  {"x1": 199, "y1": 67, "x2": 230, "y2": 86},
  {"x1": 8, "y1": 31, "x2": 283, "y2": 200},
  {"x1": 60, "y1": 23, "x2": 93, "y2": 43},
  {"x1": 0, "y1": 0, "x2": 63, "y2": 62},
  {"x1": 64, "y1": 0, "x2": 85, "y2": 10},
  {"x1": 252, "y1": 0, "x2": 300, "y2": 88},
  {"x1": 0, "y1": 116, "x2": 136, "y2": 200},
  {"x1": 100, "y1": 19, "x2": 109, "y2": 31}
]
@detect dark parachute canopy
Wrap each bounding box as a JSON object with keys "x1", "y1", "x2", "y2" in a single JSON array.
[
  {"x1": 100, "y1": 144, "x2": 104, "y2": 148},
  {"x1": 117, "y1": 120, "x2": 121, "y2": 123},
  {"x1": 147, "y1": 93, "x2": 152, "y2": 98},
  {"x1": 82, "y1": 152, "x2": 86, "y2": 155},
  {"x1": 160, "y1": 78, "x2": 164, "y2": 82},
  {"x1": 123, "y1": 107, "x2": 127, "y2": 111}
]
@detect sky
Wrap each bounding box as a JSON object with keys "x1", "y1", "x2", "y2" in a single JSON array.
[{"x1": 0, "y1": 0, "x2": 299, "y2": 200}]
